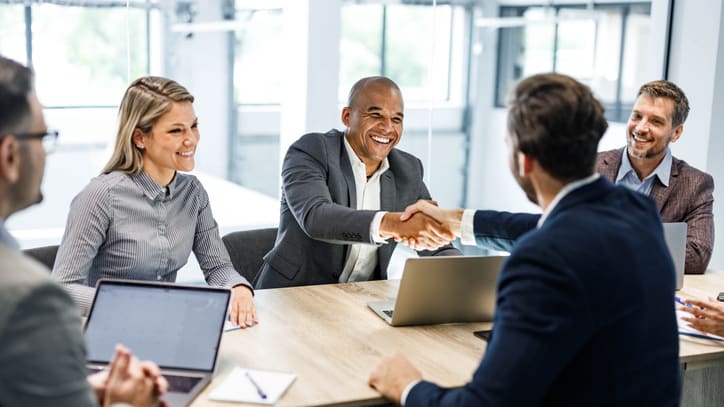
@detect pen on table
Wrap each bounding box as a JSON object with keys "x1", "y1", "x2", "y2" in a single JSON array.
[
  {"x1": 675, "y1": 296, "x2": 692, "y2": 308},
  {"x1": 245, "y1": 371, "x2": 267, "y2": 399},
  {"x1": 679, "y1": 330, "x2": 724, "y2": 342}
]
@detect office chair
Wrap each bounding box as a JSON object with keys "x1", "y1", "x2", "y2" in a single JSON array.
[
  {"x1": 222, "y1": 228, "x2": 277, "y2": 285},
  {"x1": 22, "y1": 244, "x2": 59, "y2": 271}
]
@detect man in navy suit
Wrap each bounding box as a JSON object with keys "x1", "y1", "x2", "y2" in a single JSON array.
[{"x1": 369, "y1": 73, "x2": 681, "y2": 406}]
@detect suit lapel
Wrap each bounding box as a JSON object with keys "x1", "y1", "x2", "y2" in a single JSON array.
[
  {"x1": 339, "y1": 138, "x2": 357, "y2": 209},
  {"x1": 380, "y1": 171, "x2": 396, "y2": 211},
  {"x1": 378, "y1": 171, "x2": 396, "y2": 280},
  {"x1": 649, "y1": 158, "x2": 678, "y2": 213},
  {"x1": 597, "y1": 148, "x2": 624, "y2": 182}
]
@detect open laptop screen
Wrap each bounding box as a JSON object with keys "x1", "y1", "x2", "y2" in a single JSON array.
[{"x1": 84, "y1": 280, "x2": 230, "y2": 371}]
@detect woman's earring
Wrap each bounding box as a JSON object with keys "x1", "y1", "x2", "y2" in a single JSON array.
[{"x1": 136, "y1": 144, "x2": 144, "y2": 150}]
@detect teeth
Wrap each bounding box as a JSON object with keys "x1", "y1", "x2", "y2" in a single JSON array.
[
  {"x1": 178, "y1": 151, "x2": 194, "y2": 156},
  {"x1": 633, "y1": 135, "x2": 649, "y2": 142},
  {"x1": 371, "y1": 136, "x2": 390, "y2": 144}
]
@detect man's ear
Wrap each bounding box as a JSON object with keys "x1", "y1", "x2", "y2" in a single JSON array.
[
  {"x1": 0, "y1": 136, "x2": 20, "y2": 183},
  {"x1": 517, "y1": 151, "x2": 534, "y2": 176},
  {"x1": 671, "y1": 124, "x2": 683, "y2": 143},
  {"x1": 341, "y1": 107, "x2": 351, "y2": 127}
]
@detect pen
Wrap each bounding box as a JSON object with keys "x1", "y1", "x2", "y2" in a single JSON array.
[
  {"x1": 675, "y1": 296, "x2": 692, "y2": 308},
  {"x1": 679, "y1": 331, "x2": 724, "y2": 342},
  {"x1": 245, "y1": 371, "x2": 267, "y2": 399}
]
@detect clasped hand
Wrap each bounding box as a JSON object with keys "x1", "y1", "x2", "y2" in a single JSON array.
[{"x1": 381, "y1": 200, "x2": 456, "y2": 251}]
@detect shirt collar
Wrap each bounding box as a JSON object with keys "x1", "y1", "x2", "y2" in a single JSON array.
[
  {"x1": 0, "y1": 218, "x2": 20, "y2": 250},
  {"x1": 538, "y1": 173, "x2": 600, "y2": 227},
  {"x1": 131, "y1": 170, "x2": 177, "y2": 200},
  {"x1": 343, "y1": 136, "x2": 389, "y2": 179},
  {"x1": 619, "y1": 147, "x2": 672, "y2": 187}
]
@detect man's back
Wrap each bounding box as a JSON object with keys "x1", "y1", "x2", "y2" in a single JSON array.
[
  {"x1": 478, "y1": 178, "x2": 680, "y2": 405},
  {"x1": 0, "y1": 244, "x2": 96, "y2": 407}
]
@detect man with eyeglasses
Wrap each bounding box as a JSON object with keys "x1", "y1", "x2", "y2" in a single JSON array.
[{"x1": 0, "y1": 55, "x2": 167, "y2": 406}]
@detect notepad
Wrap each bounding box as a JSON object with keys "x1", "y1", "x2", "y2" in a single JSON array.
[
  {"x1": 224, "y1": 320, "x2": 241, "y2": 332},
  {"x1": 676, "y1": 308, "x2": 724, "y2": 341},
  {"x1": 208, "y1": 367, "x2": 296, "y2": 404}
]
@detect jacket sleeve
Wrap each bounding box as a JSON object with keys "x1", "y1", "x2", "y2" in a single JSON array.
[
  {"x1": 282, "y1": 135, "x2": 377, "y2": 245},
  {"x1": 471, "y1": 210, "x2": 540, "y2": 252},
  {"x1": 681, "y1": 172, "x2": 714, "y2": 274},
  {"x1": 0, "y1": 282, "x2": 97, "y2": 407},
  {"x1": 52, "y1": 180, "x2": 111, "y2": 314}
]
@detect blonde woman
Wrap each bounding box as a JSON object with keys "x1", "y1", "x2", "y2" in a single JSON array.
[{"x1": 52, "y1": 76, "x2": 256, "y2": 327}]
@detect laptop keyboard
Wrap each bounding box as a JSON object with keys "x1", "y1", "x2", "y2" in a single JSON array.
[
  {"x1": 87, "y1": 367, "x2": 201, "y2": 393},
  {"x1": 165, "y1": 375, "x2": 202, "y2": 393},
  {"x1": 383, "y1": 310, "x2": 394, "y2": 318}
]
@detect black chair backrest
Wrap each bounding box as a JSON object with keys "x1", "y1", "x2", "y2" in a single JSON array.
[
  {"x1": 22, "y1": 244, "x2": 59, "y2": 271},
  {"x1": 222, "y1": 228, "x2": 277, "y2": 285}
]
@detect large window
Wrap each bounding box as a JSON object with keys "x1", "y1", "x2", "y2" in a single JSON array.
[
  {"x1": 0, "y1": 2, "x2": 153, "y2": 147},
  {"x1": 495, "y1": 3, "x2": 651, "y2": 122},
  {"x1": 0, "y1": 5, "x2": 26, "y2": 64},
  {"x1": 233, "y1": 6, "x2": 283, "y2": 105},
  {"x1": 229, "y1": 2, "x2": 472, "y2": 204},
  {"x1": 340, "y1": 3, "x2": 465, "y2": 105}
]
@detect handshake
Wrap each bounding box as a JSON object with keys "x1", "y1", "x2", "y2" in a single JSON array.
[{"x1": 379, "y1": 200, "x2": 464, "y2": 251}]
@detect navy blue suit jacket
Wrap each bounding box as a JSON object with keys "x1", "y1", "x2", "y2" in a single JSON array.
[{"x1": 407, "y1": 177, "x2": 681, "y2": 406}]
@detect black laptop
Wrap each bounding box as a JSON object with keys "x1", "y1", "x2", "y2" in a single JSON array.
[{"x1": 84, "y1": 279, "x2": 230, "y2": 407}]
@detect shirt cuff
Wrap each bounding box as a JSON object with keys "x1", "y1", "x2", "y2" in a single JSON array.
[
  {"x1": 400, "y1": 380, "x2": 421, "y2": 406},
  {"x1": 370, "y1": 211, "x2": 389, "y2": 244},
  {"x1": 459, "y1": 209, "x2": 476, "y2": 246}
]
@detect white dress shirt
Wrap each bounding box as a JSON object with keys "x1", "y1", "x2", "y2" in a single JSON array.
[{"x1": 338, "y1": 137, "x2": 389, "y2": 283}]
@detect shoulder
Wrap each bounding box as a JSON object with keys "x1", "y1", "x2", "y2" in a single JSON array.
[
  {"x1": 387, "y1": 148, "x2": 424, "y2": 178},
  {"x1": 672, "y1": 155, "x2": 714, "y2": 184},
  {"x1": 174, "y1": 173, "x2": 208, "y2": 200},
  {"x1": 0, "y1": 245, "x2": 70, "y2": 327},
  {"x1": 77, "y1": 171, "x2": 130, "y2": 200},
  {"x1": 293, "y1": 130, "x2": 343, "y2": 152},
  {"x1": 596, "y1": 148, "x2": 624, "y2": 166},
  {"x1": 174, "y1": 172, "x2": 202, "y2": 189}
]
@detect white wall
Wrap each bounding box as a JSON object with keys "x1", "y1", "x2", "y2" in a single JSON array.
[
  {"x1": 167, "y1": 0, "x2": 232, "y2": 179},
  {"x1": 667, "y1": 0, "x2": 724, "y2": 270}
]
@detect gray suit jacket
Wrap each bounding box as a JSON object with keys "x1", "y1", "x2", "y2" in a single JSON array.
[
  {"x1": 0, "y1": 243, "x2": 96, "y2": 406},
  {"x1": 597, "y1": 148, "x2": 715, "y2": 274},
  {"x1": 256, "y1": 130, "x2": 460, "y2": 289}
]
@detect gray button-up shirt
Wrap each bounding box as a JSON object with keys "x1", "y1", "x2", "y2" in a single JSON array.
[{"x1": 52, "y1": 170, "x2": 250, "y2": 314}]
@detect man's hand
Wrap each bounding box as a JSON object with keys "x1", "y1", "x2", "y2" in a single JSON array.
[
  {"x1": 229, "y1": 285, "x2": 258, "y2": 328},
  {"x1": 679, "y1": 297, "x2": 724, "y2": 337},
  {"x1": 368, "y1": 353, "x2": 423, "y2": 404},
  {"x1": 400, "y1": 200, "x2": 464, "y2": 238},
  {"x1": 380, "y1": 211, "x2": 454, "y2": 251},
  {"x1": 104, "y1": 345, "x2": 168, "y2": 407}
]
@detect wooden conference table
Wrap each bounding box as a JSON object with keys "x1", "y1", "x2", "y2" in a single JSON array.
[
  {"x1": 193, "y1": 279, "x2": 488, "y2": 406},
  {"x1": 190, "y1": 272, "x2": 724, "y2": 406}
]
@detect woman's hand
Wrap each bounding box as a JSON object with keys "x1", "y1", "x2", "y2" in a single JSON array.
[{"x1": 229, "y1": 285, "x2": 258, "y2": 328}]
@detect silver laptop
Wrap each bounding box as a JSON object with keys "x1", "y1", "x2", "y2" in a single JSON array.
[
  {"x1": 84, "y1": 279, "x2": 230, "y2": 407},
  {"x1": 368, "y1": 255, "x2": 505, "y2": 326},
  {"x1": 663, "y1": 222, "x2": 687, "y2": 290}
]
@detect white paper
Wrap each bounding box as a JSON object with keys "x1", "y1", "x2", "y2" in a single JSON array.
[
  {"x1": 224, "y1": 320, "x2": 241, "y2": 332},
  {"x1": 676, "y1": 308, "x2": 724, "y2": 341},
  {"x1": 208, "y1": 367, "x2": 296, "y2": 404}
]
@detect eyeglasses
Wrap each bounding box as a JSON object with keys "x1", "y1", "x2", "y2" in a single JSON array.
[{"x1": 13, "y1": 130, "x2": 59, "y2": 153}]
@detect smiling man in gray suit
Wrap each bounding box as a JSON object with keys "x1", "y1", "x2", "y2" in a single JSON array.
[
  {"x1": 255, "y1": 76, "x2": 459, "y2": 289},
  {"x1": 597, "y1": 80, "x2": 714, "y2": 274}
]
